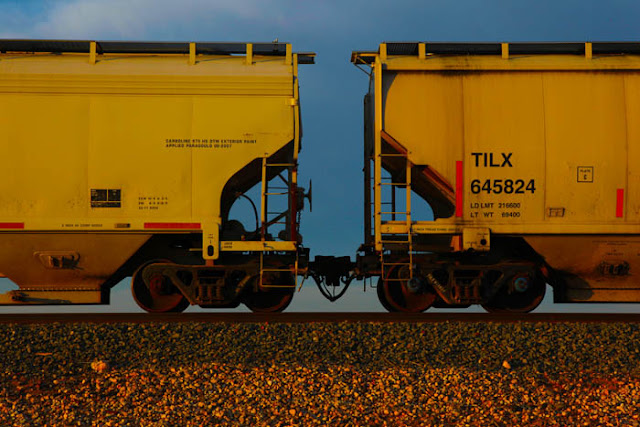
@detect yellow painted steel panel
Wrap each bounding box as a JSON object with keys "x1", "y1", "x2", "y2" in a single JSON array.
[
  {"x1": 383, "y1": 72, "x2": 546, "y2": 226},
  {"x1": 384, "y1": 72, "x2": 463, "y2": 185},
  {"x1": 0, "y1": 95, "x2": 89, "y2": 219},
  {"x1": 526, "y1": 235, "x2": 640, "y2": 289},
  {"x1": 0, "y1": 43, "x2": 301, "y2": 286},
  {"x1": 0, "y1": 54, "x2": 295, "y2": 232},
  {"x1": 0, "y1": 233, "x2": 150, "y2": 288},
  {"x1": 543, "y1": 73, "x2": 627, "y2": 223},
  {"x1": 0, "y1": 55, "x2": 293, "y2": 95},
  {"x1": 380, "y1": 68, "x2": 638, "y2": 233},
  {"x1": 461, "y1": 73, "x2": 546, "y2": 225},
  {"x1": 625, "y1": 75, "x2": 640, "y2": 221},
  {"x1": 191, "y1": 96, "x2": 294, "y2": 221},
  {"x1": 382, "y1": 54, "x2": 640, "y2": 72},
  {"x1": 88, "y1": 96, "x2": 193, "y2": 220}
]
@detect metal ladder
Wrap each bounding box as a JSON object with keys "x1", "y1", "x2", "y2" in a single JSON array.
[
  {"x1": 378, "y1": 155, "x2": 413, "y2": 283},
  {"x1": 259, "y1": 252, "x2": 298, "y2": 288},
  {"x1": 259, "y1": 157, "x2": 298, "y2": 288}
]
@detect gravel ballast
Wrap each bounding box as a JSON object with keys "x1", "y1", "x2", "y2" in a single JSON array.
[{"x1": 1, "y1": 321, "x2": 640, "y2": 426}]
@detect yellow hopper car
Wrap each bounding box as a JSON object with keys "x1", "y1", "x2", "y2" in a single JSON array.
[
  {"x1": 0, "y1": 40, "x2": 314, "y2": 312},
  {"x1": 351, "y1": 42, "x2": 640, "y2": 312}
]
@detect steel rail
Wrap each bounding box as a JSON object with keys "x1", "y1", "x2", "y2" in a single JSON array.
[{"x1": 1, "y1": 312, "x2": 640, "y2": 324}]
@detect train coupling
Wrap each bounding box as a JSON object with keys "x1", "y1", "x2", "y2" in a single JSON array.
[{"x1": 308, "y1": 256, "x2": 356, "y2": 302}]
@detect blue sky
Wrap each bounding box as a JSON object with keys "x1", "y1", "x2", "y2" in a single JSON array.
[{"x1": 1, "y1": 0, "x2": 640, "y2": 312}]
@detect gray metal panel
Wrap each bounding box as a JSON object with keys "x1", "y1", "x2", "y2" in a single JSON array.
[
  {"x1": 97, "y1": 41, "x2": 190, "y2": 54},
  {"x1": 418, "y1": 42, "x2": 502, "y2": 55},
  {"x1": 386, "y1": 42, "x2": 419, "y2": 55},
  {"x1": 593, "y1": 42, "x2": 640, "y2": 54},
  {"x1": 0, "y1": 39, "x2": 91, "y2": 53},
  {"x1": 508, "y1": 42, "x2": 585, "y2": 55}
]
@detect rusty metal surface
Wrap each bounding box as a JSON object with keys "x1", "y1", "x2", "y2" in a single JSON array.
[{"x1": 1, "y1": 312, "x2": 640, "y2": 324}]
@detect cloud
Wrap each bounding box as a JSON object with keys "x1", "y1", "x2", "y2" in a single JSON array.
[
  {"x1": 32, "y1": 0, "x2": 270, "y2": 39},
  {"x1": 0, "y1": 0, "x2": 345, "y2": 41}
]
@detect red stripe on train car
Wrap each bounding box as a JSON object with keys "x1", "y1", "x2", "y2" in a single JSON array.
[
  {"x1": 144, "y1": 222, "x2": 201, "y2": 229},
  {"x1": 455, "y1": 161, "x2": 463, "y2": 218},
  {"x1": 616, "y1": 189, "x2": 624, "y2": 218},
  {"x1": 0, "y1": 222, "x2": 24, "y2": 229}
]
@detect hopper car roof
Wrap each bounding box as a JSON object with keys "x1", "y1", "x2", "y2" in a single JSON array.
[
  {"x1": 0, "y1": 39, "x2": 315, "y2": 64},
  {"x1": 351, "y1": 41, "x2": 640, "y2": 64}
]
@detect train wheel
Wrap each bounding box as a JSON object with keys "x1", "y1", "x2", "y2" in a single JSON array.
[
  {"x1": 242, "y1": 273, "x2": 295, "y2": 313},
  {"x1": 377, "y1": 264, "x2": 437, "y2": 313},
  {"x1": 131, "y1": 260, "x2": 190, "y2": 313},
  {"x1": 482, "y1": 271, "x2": 546, "y2": 313}
]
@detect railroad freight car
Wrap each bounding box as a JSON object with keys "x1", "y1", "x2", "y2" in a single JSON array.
[
  {"x1": 350, "y1": 42, "x2": 640, "y2": 312},
  {"x1": 0, "y1": 40, "x2": 314, "y2": 312}
]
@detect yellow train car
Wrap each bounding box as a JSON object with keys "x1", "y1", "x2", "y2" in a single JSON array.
[
  {"x1": 352, "y1": 42, "x2": 640, "y2": 312},
  {"x1": 0, "y1": 40, "x2": 314, "y2": 312}
]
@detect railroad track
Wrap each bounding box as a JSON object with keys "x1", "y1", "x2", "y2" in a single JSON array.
[{"x1": 1, "y1": 312, "x2": 640, "y2": 324}]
